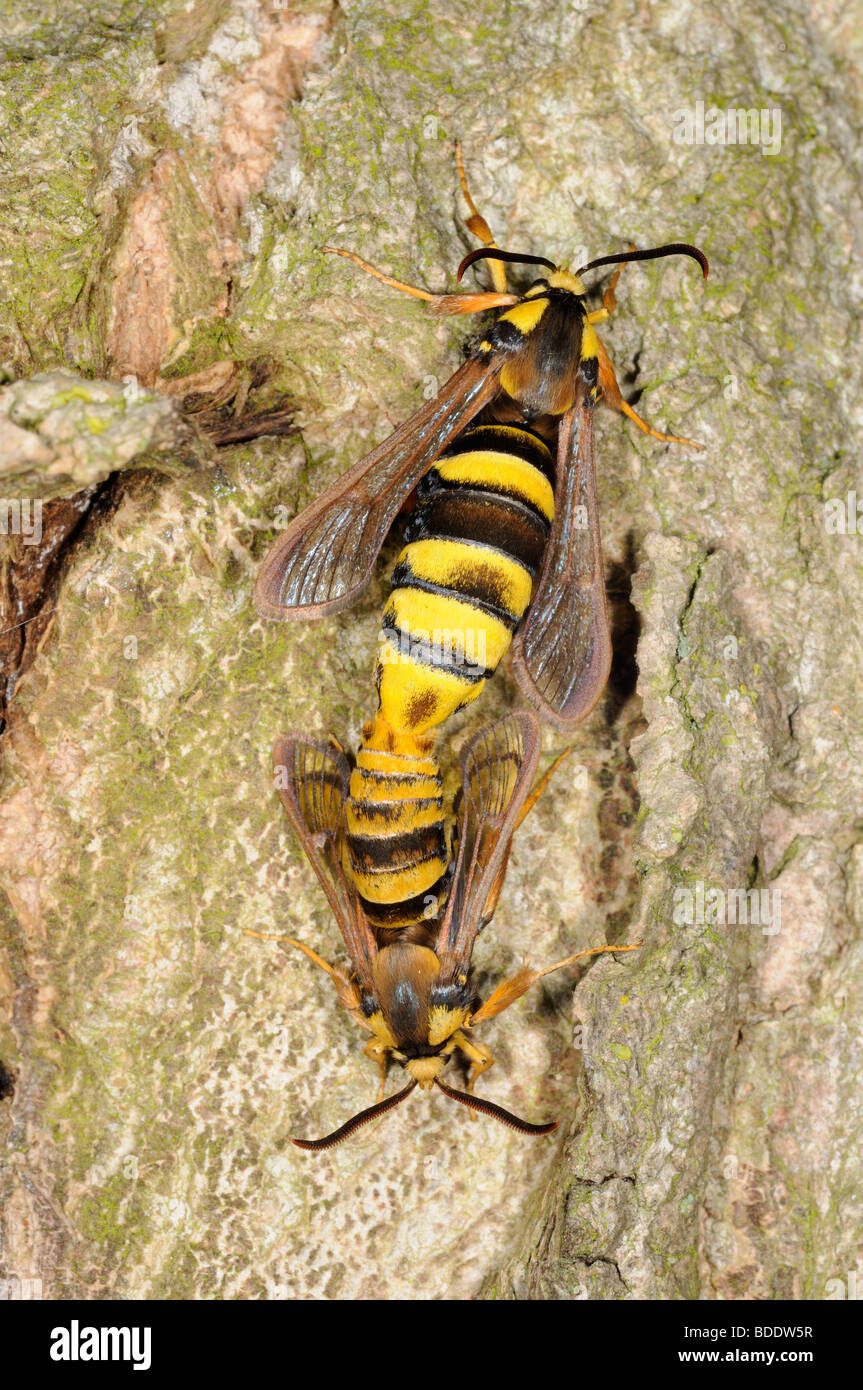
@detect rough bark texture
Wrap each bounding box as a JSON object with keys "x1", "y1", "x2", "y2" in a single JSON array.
[{"x1": 1, "y1": 0, "x2": 861, "y2": 1301}]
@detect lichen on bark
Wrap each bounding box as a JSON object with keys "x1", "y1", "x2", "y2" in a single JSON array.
[{"x1": 1, "y1": 0, "x2": 862, "y2": 1301}]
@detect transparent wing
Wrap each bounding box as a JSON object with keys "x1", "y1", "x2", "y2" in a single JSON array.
[
  {"x1": 254, "y1": 354, "x2": 503, "y2": 619},
  {"x1": 434, "y1": 712, "x2": 541, "y2": 980},
  {"x1": 273, "y1": 733, "x2": 377, "y2": 992},
  {"x1": 511, "y1": 401, "x2": 612, "y2": 729}
]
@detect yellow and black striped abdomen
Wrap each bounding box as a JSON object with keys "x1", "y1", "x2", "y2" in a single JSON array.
[
  {"x1": 345, "y1": 714, "x2": 449, "y2": 929},
  {"x1": 346, "y1": 424, "x2": 554, "y2": 929},
  {"x1": 376, "y1": 424, "x2": 554, "y2": 735}
]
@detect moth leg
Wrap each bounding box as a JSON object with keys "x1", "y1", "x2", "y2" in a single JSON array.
[
  {"x1": 515, "y1": 747, "x2": 573, "y2": 832},
  {"x1": 245, "y1": 929, "x2": 335, "y2": 975},
  {"x1": 322, "y1": 246, "x2": 437, "y2": 302},
  {"x1": 470, "y1": 942, "x2": 642, "y2": 1027},
  {"x1": 587, "y1": 247, "x2": 634, "y2": 323},
  {"x1": 595, "y1": 334, "x2": 703, "y2": 450},
  {"x1": 456, "y1": 141, "x2": 508, "y2": 294},
  {"x1": 323, "y1": 245, "x2": 514, "y2": 318},
  {"x1": 454, "y1": 1033, "x2": 494, "y2": 1094},
  {"x1": 364, "y1": 1038, "x2": 390, "y2": 1102},
  {"x1": 245, "y1": 929, "x2": 367, "y2": 1025},
  {"x1": 531, "y1": 940, "x2": 642, "y2": 981},
  {"x1": 583, "y1": 245, "x2": 701, "y2": 445},
  {"x1": 447, "y1": 1031, "x2": 494, "y2": 1119},
  {"x1": 480, "y1": 748, "x2": 573, "y2": 923}
]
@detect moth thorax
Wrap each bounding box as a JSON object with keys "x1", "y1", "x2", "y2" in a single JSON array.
[{"x1": 405, "y1": 1055, "x2": 445, "y2": 1090}]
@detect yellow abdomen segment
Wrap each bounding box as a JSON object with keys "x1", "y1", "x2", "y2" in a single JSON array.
[
  {"x1": 346, "y1": 714, "x2": 448, "y2": 919},
  {"x1": 377, "y1": 637, "x2": 485, "y2": 735},
  {"x1": 403, "y1": 537, "x2": 534, "y2": 619},
  {"x1": 344, "y1": 423, "x2": 555, "y2": 926},
  {"x1": 434, "y1": 451, "x2": 554, "y2": 521}
]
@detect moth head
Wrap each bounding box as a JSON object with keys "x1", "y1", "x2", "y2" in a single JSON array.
[
  {"x1": 547, "y1": 267, "x2": 587, "y2": 296},
  {"x1": 457, "y1": 243, "x2": 708, "y2": 296},
  {"x1": 404, "y1": 1054, "x2": 446, "y2": 1090}
]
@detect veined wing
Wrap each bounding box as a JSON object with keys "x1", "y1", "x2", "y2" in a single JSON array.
[
  {"x1": 273, "y1": 733, "x2": 377, "y2": 992},
  {"x1": 254, "y1": 354, "x2": 503, "y2": 619},
  {"x1": 511, "y1": 400, "x2": 611, "y2": 729},
  {"x1": 434, "y1": 712, "x2": 541, "y2": 981}
]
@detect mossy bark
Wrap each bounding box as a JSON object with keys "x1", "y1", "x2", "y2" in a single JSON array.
[{"x1": 1, "y1": 0, "x2": 861, "y2": 1300}]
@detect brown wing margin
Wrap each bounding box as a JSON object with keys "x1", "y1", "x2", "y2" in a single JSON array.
[
  {"x1": 273, "y1": 734, "x2": 377, "y2": 993},
  {"x1": 254, "y1": 353, "x2": 504, "y2": 620},
  {"x1": 434, "y1": 712, "x2": 541, "y2": 982},
  {"x1": 510, "y1": 400, "x2": 612, "y2": 730}
]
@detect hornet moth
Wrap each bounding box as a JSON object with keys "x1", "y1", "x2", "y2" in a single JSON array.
[
  {"x1": 250, "y1": 711, "x2": 640, "y2": 1150},
  {"x1": 254, "y1": 146, "x2": 708, "y2": 733}
]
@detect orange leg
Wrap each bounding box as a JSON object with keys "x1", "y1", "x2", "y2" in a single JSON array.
[
  {"x1": 442, "y1": 1031, "x2": 495, "y2": 1120},
  {"x1": 322, "y1": 245, "x2": 515, "y2": 317},
  {"x1": 321, "y1": 246, "x2": 437, "y2": 302},
  {"x1": 596, "y1": 334, "x2": 703, "y2": 450},
  {"x1": 515, "y1": 747, "x2": 573, "y2": 832},
  {"x1": 244, "y1": 929, "x2": 367, "y2": 1024},
  {"x1": 470, "y1": 942, "x2": 642, "y2": 1027},
  {"x1": 364, "y1": 1038, "x2": 390, "y2": 1102},
  {"x1": 459, "y1": 1035, "x2": 494, "y2": 1097},
  {"x1": 323, "y1": 144, "x2": 519, "y2": 314},
  {"x1": 617, "y1": 397, "x2": 703, "y2": 449},
  {"x1": 587, "y1": 244, "x2": 635, "y2": 323},
  {"x1": 245, "y1": 928, "x2": 337, "y2": 975},
  {"x1": 585, "y1": 247, "x2": 703, "y2": 448},
  {"x1": 455, "y1": 141, "x2": 508, "y2": 294}
]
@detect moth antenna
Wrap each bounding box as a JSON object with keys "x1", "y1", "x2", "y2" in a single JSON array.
[
  {"x1": 434, "y1": 1077, "x2": 558, "y2": 1136},
  {"x1": 457, "y1": 247, "x2": 557, "y2": 282},
  {"x1": 291, "y1": 1081, "x2": 417, "y2": 1152},
  {"x1": 576, "y1": 242, "x2": 708, "y2": 279}
]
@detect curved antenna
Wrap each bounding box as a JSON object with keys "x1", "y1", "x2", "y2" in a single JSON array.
[
  {"x1": 434, "y1": 1077, "x2": 558, "y2": 1136},
  {"x1": 291, "y1": 1081, "x2": 417, "y2": 1152},
  {"x1": 457, "y1": 247, "x2": 556, "y2": 283},
  {"x1": 576, "y1": 242, "x2": 708, "y2": 279}
]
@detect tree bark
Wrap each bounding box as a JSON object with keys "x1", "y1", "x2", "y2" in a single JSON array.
[{"x1": 1, "y1": 0, "x2": 861, "y2": 1300}]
